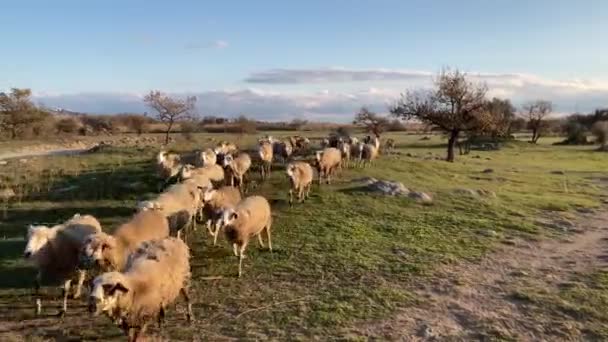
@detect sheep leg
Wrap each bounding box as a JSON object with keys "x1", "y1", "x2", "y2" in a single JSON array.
[
  {"x1": 180, "y1": 287, "x2": 194, "y2": 323},
  {"x1": 288, "y1": 189, "x2": 294, "y2": 207},
  {"x1": 213, "y1": 223, "x2": 222, "y2": 246},
  {"x1": 298, "y1": 187, "x2": 305, "y2": 203},
  {"x1": 72, "y1": 269, "x2": 86, "y2": 299},
  {"x1": 58, "y1": 279, "x2": 72, "y2": 317},
  {"x1": 233, "y1": 243, "x2": 238, "y2": 257},
  {"x1": 305, "y1": 184, "x2": 311, "y2": 200},
  {"x1": 265, "y1": 222, "x2": 273, "y2": 252},
  {"x1": 34, "y1": 272, "x2": 42, "y2": 315},
  {"x1": 238, "y1": 242, "x2": 248, "y2": 277},
  {"x1": 158, "y1": 306, "x2": 166, "y2": 329},
  {"x1": 257, "y1": 234, "x2": 265, "y2": 248},
  {"x1": 205, "y1": 219, "x2": 214, "y2": 235}
]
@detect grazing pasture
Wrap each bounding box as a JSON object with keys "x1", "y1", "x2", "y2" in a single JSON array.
[{"x1": 0, "y1": 132, "x2": 607, "y2": 340}]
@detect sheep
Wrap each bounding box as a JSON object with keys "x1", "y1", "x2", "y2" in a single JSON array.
[
  {"x1": 337, "y1": 140, "x2": 351, "y2": 168},
  {"x1": 156, "y1": 151, "x2": 182, "y2": 186},
  {"x1": 137, "y1": 183, "x2": 200, "y2": 241},
  {"x1": 286, "y1": 161, "x2": 313, "y2": 206},
  {"x1": 88, "y1": 237, "x2": 193, "y2": 342},
  {"x1": 320, "y1": 138, "x2": 330, "y2": 149},
  {"x1": 219, "y1": 196, "x2": 272, "y2": 277},
  {"x1": 258, "y1": 139, "x2": 274, "y2": 180},
  {"x1": 200, "y1": 148, "x2": 217, "y2": 166},
  {"x1": 80, "y1": 210, "x2": 170, "y2": 273},
  {"x1": 223, "y1": 152, "x2": 251, "y2": 192},
  {"x1": 273, "y1": 139, "x2": 293, "y2": 163},
  {"x1": 361, "y1": 136, "x2": 381, "y2": 167},
  {"x1": 24, "y1": 213, "x2": 102, "y2": 316},
  {"x1": 201, "y1": 186, "x2": 242, "y2": 245},
  {"x1": 293, "y1": 135, "x2": 310, "y2": 153},
  {"x1": 384, "y1": 138, "x2": 396, "y2": 154},
  {"x1": 314, "y1": 147, "x2": 342, "y2": 185},
  {"x1": 180, "y1": 163, "x2": 224, "y2": 184}
]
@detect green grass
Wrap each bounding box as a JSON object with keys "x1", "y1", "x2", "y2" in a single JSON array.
[{"x1": 0, "y1": 132, "x2": 607, "y2": 340}]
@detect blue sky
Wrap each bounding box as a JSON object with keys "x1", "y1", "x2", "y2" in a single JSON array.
[{"x1": 1, "y1": 0, "x2": 607, "y2": 120}]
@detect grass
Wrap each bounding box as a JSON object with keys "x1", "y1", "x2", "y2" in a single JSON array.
[{"x1": 0, "y1": 132, "x2": 607, "y2": 340}]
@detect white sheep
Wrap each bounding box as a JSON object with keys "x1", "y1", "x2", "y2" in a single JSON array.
[
  {"x1": 361, "y1": 135, "x2": 380, "y2": 167},
  {"x1": 156, "y1": 151, "x2": 182, "y2": 186},
  {"x1": 258, "y1": 139, "x2": 274, "y2": 180},
  {"x1": 88, "y1": 237, "x2": 193, "y2": 342},
  {"x1": 220, "y1": 196, "x2": 273, "y2": 277},
  {"x1": 24, "y1": 213, "x2": 102, "y2": 316},
  {"x1": 180, "y1": 163, "x2": 224, "y2": 184},
  {"x1": 201, "y1": 186, "x2": 242, "y2": 245},
  {"x1": 315, "y1": 147, "x2": 342, "y2": 185},
  {"x1": 337, "y1": 140, "x2": 351, "y2": 168},
  {"x1": 286, "y1": 161, "x2": 313, "y2": 206},
  {"x1": 200, "y1": 148, "x2": 217, "y2": 166},
  {"x1": 80, "y1": 210, "x2": 169, "y2": 272},
  {"x1": 273, "y1": 139, "x2": 293, "y2": 163},
  {"x1": 223, "y1": 153, "x2": 251, "y2": 192}
]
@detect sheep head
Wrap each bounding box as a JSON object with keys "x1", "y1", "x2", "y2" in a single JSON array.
[
  {"x1": 180, "y1": 164, "x2": 195, "y2": 180},
  {"x1": 222, "y1": 154, "x2": 234, "y2": 168},
  {"x1": 24, "y1": 225, "x2": 55, "y2": 259},
  {"x1": 137, "y1": 200, "x2": 163, "y2": 212},
  {"x1": 80, "y1": 233, "x2": 118, "y2": 271},
  {"x1": 89, "y1": 272, "x2": 130, "y2": 316},
  {"x1": 286, "y1": 164, "x2": 297, "y2": 178},
  {"x1": 202, "y1": 189, "x2": 217, "y2": 204}
]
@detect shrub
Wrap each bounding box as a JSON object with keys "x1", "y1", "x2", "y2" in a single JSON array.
[
  {"x1": 592, "y1": 121, "x2": 608, "y2": 149},
  {"x1": 55, "y1": 117, "x2": 80, "y2": 134}
]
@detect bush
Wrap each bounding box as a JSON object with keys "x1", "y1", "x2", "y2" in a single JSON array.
[
  {"x1": 592, "y1": 121, "x2": 608, "y2": 149},
  {"x1": 555, "y1": 121, "x2": 589, "y2": 145},
  {"x1": 234, "y1": 116, "x2": 257, "y2": 135},
  {"x1": 55, "y1": 117, "x2": 80, "y2": 134}
]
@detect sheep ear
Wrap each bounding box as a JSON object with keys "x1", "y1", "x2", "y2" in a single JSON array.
[
  {"x1": 231, "y1": 212, "x2": 238, "y2": 220},
  {"x1": 104, "y1": 282, "x2": 129, "y2": 295}
]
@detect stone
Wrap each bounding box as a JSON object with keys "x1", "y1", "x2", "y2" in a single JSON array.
[{"x1": 482, "y1": 168, "x2": 494, "y2": 173}]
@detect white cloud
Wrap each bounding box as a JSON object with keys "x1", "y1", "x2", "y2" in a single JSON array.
[
  {"x1": 212, "y1": 40, "x2": 229, "y2": 49},
  {"x1": 32, "y1": 68, "x2": 608, "y2": 122},
  {"x1": 184, "y1": 40, "x2": 229, "y2": 50}
]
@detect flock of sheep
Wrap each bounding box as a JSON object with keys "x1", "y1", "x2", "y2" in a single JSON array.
[{"x1": 22, "y1": 132, "x2": 390, "y2": 341}]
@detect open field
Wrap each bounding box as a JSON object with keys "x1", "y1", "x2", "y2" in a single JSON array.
[{"x1": 1, "y1": 132, "x2": 607, "y2": 340}]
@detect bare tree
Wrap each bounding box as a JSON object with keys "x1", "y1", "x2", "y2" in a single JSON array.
[
  {"x1": 144, "y1": 90, "x2": 196, "y2": 144},
  {"x1": 0, "y1": 88, "x2": 49, "y2": 139},
  {"x1": 390, "y1": 69, "x2": 488, "y2": 162},
  {"x1": 522, "y1": 100, "x2": 552, "y2": 144},
  {"x1": 353, "y1": 107, "x2": 389, "y2": 137}
]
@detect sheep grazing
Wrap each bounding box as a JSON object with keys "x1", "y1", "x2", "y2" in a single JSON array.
[
  {"x1": 89, "y1": 237, "x2": 193, "y2": 342},
  {"x1": 293, "y1": 135, "x2": 310, "y2": 152},
  {"x1": 315, "y1": 147, "x2": 342, "y2": 185},
  {"x1": 320, "y1": 138, "x2": 330, "y2": 149},
  {"x1": 24, "y1": 213, "x2": 102, "y2": 316},
  {"x1": 156, "y1": 151, "x2": 182, "y2": 186},
  {"x1": 201, "y1": 186, "x2": 242, "y2": 245},
  {"x1": 223, "y1": 153, "x2": 251, "y2": 192},
  {"x1": 137, "y1": 183, "x2": 201, "y2": 241},
  {"x1": 258, "y1": 139, "x2": 274, "y2": 180},
  {"x1": 220, "y1": 196, "x2": 272, "y2": 277},
  {"x1": 180, "y1": 163, "x2": 224, "y2": 184},
  {"x1": 80, "y1": 210, "x2": 169, "y2": 272},
  {"x1": 286, "y1": 162, "x2": 313, "y2": 206}
]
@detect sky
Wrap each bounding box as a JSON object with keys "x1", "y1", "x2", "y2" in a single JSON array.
[{"x1": 1, "y1": 0, "x2": 608, "y2": 121}]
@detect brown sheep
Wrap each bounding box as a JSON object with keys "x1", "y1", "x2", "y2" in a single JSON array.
[
  {"x1": 89, "y1": 237, "x2": 192, "y2": 342},
  {"x1": 223, "y1": 153, "x2": 251, "y2": 192},
  {"x1": 80, "y1": 210, "x2": 169, "y2": 272},
  {"x1": 258, "y1": 139, "x2": 274, "y2": 180},
  {"x1": 286, "y1": 161, "x2": 313, "y2": 206},
  {"x1": 220, "y1": 196, "x2": 273, "y2": 277},
  {"x1": 315, "y1": 147, "x2": 342, "y2": 185}
]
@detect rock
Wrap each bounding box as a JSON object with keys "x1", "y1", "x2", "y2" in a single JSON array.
[
  {"x1": 18, "y1": 158, "x2": 28, "y2": 164},
  {"x1": 482, "y1": 168, "x2": 494, "y2": 173},
  {"x1": 0, "y1": 161, "x2": 7, "y2": 166},
  {"x1": 406, "y1": 152, "x2": 416, "y2": 158},
  {"x1": 409, "y1": 191, "x2": 433, "y2": 204},
  {"x1": 473, "y1": 155, "x2": 481, "y2": 159},
  {"x1": 476, "y1": 189, "x2": 497, "y2": 198},
  {"x1": 510, "y1": 270, "x2": 529, "y2": 277},
  {"x1": 485, "y1": 157, "x2": 492, "y2": 160},
  {"x1": 418, "y1": 323, "x2": 435, "y2": 338},
  {"x1": 454, "y1": 188, "x2": 478, "y2": 197},
  {"x1": 479, "y1": 229, "x2": 498, "y2": 237},
  {"x1": 0, "y1": 188, "x2": 16, "y2": 201},
  {"x1": 550, "y1": 170, "x2": 565, "y2": 175}
]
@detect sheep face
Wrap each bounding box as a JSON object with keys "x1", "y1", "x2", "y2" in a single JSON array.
[
  {"x1": 24, "y1": 225, "x2": 52, "y2": 259},
  {"x1": 202, "y1": 189, "x2": 217, "y2": 204},
  {"x1": 89, "y1": 272, "x2": 129, "y2": 316},
  {"x1": 219, "y1": 208, "x2": 242, "y2": 228},
  {"x1": 286, "y1": 164, "x2": 297, "y2": 178},
  {"x1": 80, "y1": 233, "x2": 117, "y2": 270},
  {"x1": 222, "y1": 154, "x2": 234, "y2": 168},
  {"x1": 180, "y1": 164, "x2": 195, "y2": 179}
]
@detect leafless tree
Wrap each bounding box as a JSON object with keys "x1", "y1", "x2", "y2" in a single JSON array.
[
  {"x1": 353, "y1": 107, "x2": 389, "y2": 137},
  {"x1": 390, "y1": 68, "x2": 488, "y2": 162},
  {"x1": 144, "y1": 90, "x2": 196, "y2": 144},
  {"x1": 0, "y1": 88, "x2": 49, "y2": 139},
  {"x1": 522, "y1": 100, "x2": 552, "y2": 144}
]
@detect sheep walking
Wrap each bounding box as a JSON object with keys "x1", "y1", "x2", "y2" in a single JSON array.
[
  {"x1": 80, "y1": 210, "x2": 169, "y2": 272},
  {"x1": 201, "y1": 186, "x2": 242, "y2": 245},
  {"x1": 201, "y1": 148, "x2": 217, "y2": 166},
  {"x1": 180, "y1": 163, "x2": 224, "y2": 184},
  {"x1": 24, "y1": 213, "x2": 102, "y2": 316},
  {"x1": 223, "y1": 153, "x2": 251, "y2": 192},
  {"x1": 273, "y1": 139, "x2": 293, "y2": 163},
  {"x1": 315, "y1": 148, "x2": 342, "y2": 185},
  {"x1": 156, "y1": 151, "x2": 182, "y2": 188},
  {"x1": 384, "y1": 138, "x2": 396, "y2": 154},
  {"x1": 286, "y1": 162, "x2": 313, "y2": 206},
  {"x1": 361, "y1": 136, "x2": 380, "y2": 167},
  {"x1": 338, "y1": 140, "x2": 351, "y2": 168},
  {"x1": 89, "y1": 237, "x2": 193, "y2": 342},
  {"x1": 220, "y1": 196, "x2": 272, "y2": 277}
]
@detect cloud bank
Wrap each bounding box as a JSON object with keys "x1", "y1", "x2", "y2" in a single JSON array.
[{"x1": 33, "y1": 68, "x2": 608, "y2": 122}]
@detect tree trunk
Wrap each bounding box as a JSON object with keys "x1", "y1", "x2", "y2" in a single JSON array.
[
  {"x1": 164, "y1": 121, "x2": 173, "y2": 145},
  {"x1": 531, "y1": 127, "x2": 538, "y2": 144},
  {"x1": 446, "y1": 130, "x2": 459, "y2": 162}
]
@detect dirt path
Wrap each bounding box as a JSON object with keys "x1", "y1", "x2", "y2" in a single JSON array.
[
  {"x1": 0, "y1": 148, "x2": 88, "y2": 161},
  {"x1": 356, "y1": 207, "x2": 608, "y2": 341}
]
